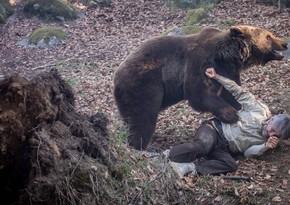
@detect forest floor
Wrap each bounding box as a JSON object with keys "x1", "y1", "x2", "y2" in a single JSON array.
[{"x1": 1, "y1": 0, "x2": 290, "y2": 204}]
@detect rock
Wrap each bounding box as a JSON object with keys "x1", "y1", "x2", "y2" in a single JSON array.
[
  {"x1": 0, "y1": 0, "x2": 14, "y2": 23},
  {"x1": 17, "y1": 26, "x2": 68, "y2": 48},
  {"x1": 23, "y1": 0, "x2": 82, "y2": 21}
]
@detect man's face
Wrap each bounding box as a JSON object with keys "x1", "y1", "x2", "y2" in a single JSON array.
[
  {"x1": 262, "y1": 115, "x2": 283, "y2": 139},
  {"x1": 262, "y1": 117, "x2": 275, "y2": 138}
]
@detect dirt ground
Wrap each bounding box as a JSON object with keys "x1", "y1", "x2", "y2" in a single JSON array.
[{"x1": 1, "y1": 0, "x2": 290, "y2": 204}]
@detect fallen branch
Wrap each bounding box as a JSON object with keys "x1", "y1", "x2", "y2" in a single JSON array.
[{"x1": 221, "y1": 175, "x2": 251, "y2": 181}]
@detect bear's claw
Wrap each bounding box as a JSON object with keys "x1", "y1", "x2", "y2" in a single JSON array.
[{"x1": 218, "y1": 107, "x2": 239, "y2": 124}]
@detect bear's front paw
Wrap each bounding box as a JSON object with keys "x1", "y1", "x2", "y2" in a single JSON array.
[{"x1": 218, "y1": 107, "x2": 239, "y2": 123}]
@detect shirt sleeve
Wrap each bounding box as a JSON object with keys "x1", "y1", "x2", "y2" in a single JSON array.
[
  {"x1": 216, "y1": 75, "x2": 258, "y2": 110},
  {"x1": 244, "y1": 143, "x2": 269, "y2": 158}
]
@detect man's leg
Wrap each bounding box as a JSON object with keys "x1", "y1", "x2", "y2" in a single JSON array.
[
  {"x1": 195, "y1": 149, "x2": 238, "y2": 175},
  {"x1": 168, "y1": 123, "x2": 217, "y2": 163}
]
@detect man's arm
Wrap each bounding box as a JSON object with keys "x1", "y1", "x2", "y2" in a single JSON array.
[
  {"x1": 244, "y1": 143, "x2": 268, "y2": 158},
  {"x1": 205, "y1": 68, "x2": 261, "y2": 110},
  {"x1": 244, "y1": 136, "x2": 279, "y2": 158}
]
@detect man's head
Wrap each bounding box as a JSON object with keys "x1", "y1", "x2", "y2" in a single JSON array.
[{"x1": 262, "y1": 114, "x2": 290, "y2": 140}]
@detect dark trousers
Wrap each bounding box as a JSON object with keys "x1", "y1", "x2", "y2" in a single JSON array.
[{"x1": 168, "y1": 120, "x2": 238, "y2": 175}]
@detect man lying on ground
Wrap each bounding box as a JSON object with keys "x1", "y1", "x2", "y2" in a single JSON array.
[{"x1": 168, "y1": 68, "x2": 290, "y2": 178}]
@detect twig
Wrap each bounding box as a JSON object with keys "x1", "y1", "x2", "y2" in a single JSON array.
[
  {"x1": 31, "y1": 62, "x2": 58, "y2": 70},
  {"x1": 36, "y1": 133, "x2": 43, "y2": 176},
  {"x1": 70, "y1": 151, "x2": 85, "y2": 176},
  {"x1": 221, "y1": 175, "x2": 251, "y2": 181}
]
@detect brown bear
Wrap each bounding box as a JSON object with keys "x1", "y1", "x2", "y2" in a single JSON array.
[{"x1": 113, "y1": 25, "x2": 287, "y2": 150}]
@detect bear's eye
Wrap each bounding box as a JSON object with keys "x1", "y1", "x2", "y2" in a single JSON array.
[{"x1": 266, "y1": 35, "x2": 271, "y2": 40}]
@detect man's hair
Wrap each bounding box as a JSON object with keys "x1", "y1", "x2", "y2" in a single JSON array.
[{"x1": 273, "y1": 114, "x2": 290, "y2": 140}]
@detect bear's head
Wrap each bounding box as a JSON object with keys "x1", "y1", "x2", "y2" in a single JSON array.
[{"x1": 230, "y1": 25, "x2": 288, "y2": 65}]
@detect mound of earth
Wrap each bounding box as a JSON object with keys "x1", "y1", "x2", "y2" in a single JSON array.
[{"x1": 0, "y1": 69, "x2": 117, "y2": 204}]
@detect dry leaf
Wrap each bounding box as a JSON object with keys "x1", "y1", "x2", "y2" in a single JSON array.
[
  {"x1": 272, "y1": 195, "x2": 282, "y2": 202},
  {"x1": 214, "y1": 195, "x2": 222, "y2": 202},
  {"x1": 183, "y1": 176, "x2": 195, "y2": 188},
  {"x1": 247, "y1": 184, "x2": 254, "y2": 189}
]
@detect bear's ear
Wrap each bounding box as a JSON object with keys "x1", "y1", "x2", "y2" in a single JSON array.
[{"x1": 230, "y1": 26, "x2": 244, "y2": 37}]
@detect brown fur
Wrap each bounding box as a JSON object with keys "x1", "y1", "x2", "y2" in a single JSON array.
[{"x1": 113, "y1": 25, "x2": 287, "y2": 150}]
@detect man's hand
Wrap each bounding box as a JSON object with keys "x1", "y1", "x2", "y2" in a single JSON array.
[
  {"x1": 205, "y1": 68, "x2": 218, "y2": 79},
  {"x1": 266, "y1": 136, "x2": 279, "y2": 149}
]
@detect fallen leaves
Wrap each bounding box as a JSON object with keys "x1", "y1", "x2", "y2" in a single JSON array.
[
  {"x1": 1, "y1": 0, "x2": 290, "y2": 204},
  {"x1": 272, "y1": 195, "x2": 282, "y2": 202}
]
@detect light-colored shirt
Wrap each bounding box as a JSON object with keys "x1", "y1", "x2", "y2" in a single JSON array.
[{"x1": 216, "y1": 75, "x2": 272, "y2": 158}]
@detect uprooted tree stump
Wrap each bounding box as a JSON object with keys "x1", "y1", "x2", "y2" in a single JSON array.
[
  {"x1": 0, "y1": 69, "x2": 184, "y2": 205},
  {"x1": 0, "y1": 69, "x2": 121, "y2": 204}
]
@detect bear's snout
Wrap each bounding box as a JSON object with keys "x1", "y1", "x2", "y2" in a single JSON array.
[
  {"x1": 282, "y1": 42, "x2": 288, "y2": 50},
  {"x1": 273, "y1": 40, "x2": 288, "y2": 51}
]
